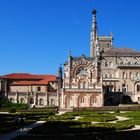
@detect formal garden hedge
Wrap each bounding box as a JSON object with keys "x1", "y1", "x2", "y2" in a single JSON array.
[{"x1": 7, "y1": 110, "x2": 140, "y2": 140}]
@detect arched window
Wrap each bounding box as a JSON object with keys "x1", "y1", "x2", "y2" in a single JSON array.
[
  {"x1": 30, "y1": 98, "x2": 34, "y2": 104},
  {"x1": 105, "y1": 74, "x2": 108, "y2": 78},
  {"x1": 105, "y1": 62, "x2": 108, "y2": 67},
  {"x1": 10, "y1": 98, "x2": 14, "y2": 103},
  {"x1": 129, "y1": 72, "x2": 132, "y2": 79},
  {"x1": 110, "y1": 74, "x2": 112, "y2": 78},
  {"x1": 20, "y1": 98, "x2": 25, "y2": 104},
  {"x1": 109, "y1": 62, "x2": 113, "y2": 67},
  {"x1": 137, "y1": 85, "x2": 140, "y2": 92},
  {"x1": 80, "y1": 98, "x2": 85, "y2": 103},
  {"x1": 93, "y1": 98, "x2": 97, "y2": 104},
  {"x1": 122, "y1": 72, "x2": 125, "y2": 79},
  {"x1": 122, "y1": 84, "x2": 126, "y2": 92},
  {"x1": 51, "y1": 98, "x2": 55, "y2": 106},
  {"x1": 135, "y1": 72, "x2": 139, "y2": 78},
  {"x1": 79, "y1": 82, "x2": 86, "y2": 89},
  {"x1": 39, "y1": 98, "x2": 44, "y2": 105}
]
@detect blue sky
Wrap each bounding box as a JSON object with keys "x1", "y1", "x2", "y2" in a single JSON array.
[{"x1": 0, "y1": 0, "x2": 140, "y2": 75}]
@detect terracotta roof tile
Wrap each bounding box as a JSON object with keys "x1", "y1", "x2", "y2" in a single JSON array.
[
  {"x1": 0, "y1": 73, "x2": 56, "y2": 80},
  {"x1": 10, "y1": 76, "x2": 56, "y2": 86}
]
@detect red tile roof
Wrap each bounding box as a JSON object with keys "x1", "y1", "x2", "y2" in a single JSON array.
[
  {"x1": 0, "y1": 73, "x2": 56, "y2": 80},
  {"x1": 0, "y1": 73, "x2": 57, "y2": 86},
  {"x1": 10, "y1": 76, "x2": 56, "y2": 86}
]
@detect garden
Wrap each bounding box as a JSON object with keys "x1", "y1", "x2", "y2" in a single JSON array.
[
  {"x1": 2, "y1": 103, "x2": 140, "y2": 140},
  {"x1": 11, "y1": 110, "x2": 140, "y2": 140}
]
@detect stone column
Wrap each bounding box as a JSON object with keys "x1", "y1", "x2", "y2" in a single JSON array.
[
  {"x1": 16, "y1": 91, "x2": 19, "y2": 103},
  {"x1": 61, "y1": 91, "x2": 64, "y2": 108}
]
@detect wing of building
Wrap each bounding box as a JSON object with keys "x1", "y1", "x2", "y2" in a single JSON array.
[{"x1": 0, "y1": 72, "x2": 63, "y2": 107}]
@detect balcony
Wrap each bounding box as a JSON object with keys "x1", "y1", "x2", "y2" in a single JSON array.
[
  {"x1": 117, "y1": 63, "x2": 140, "y2": 68},
  {"x1": 63, "y1": 88, "x2": 101, "y2": 92},
  {"x1": 103, "y1": 77, "x2": 119, "y2": 81}
]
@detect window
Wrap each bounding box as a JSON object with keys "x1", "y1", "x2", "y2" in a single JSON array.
[
  {"x1": 51, "y1": 98, "x2": 55, "y2": 106},
  {"x1": 138, "y1": 97, "x2": 140, "y2": 101},
  {"x1": 39, "y1": 99, "x2": 44, "y2": 105},
  {"x1": 93, "y1": 98, "x2": 97, "y2": 103},
  {"x1": 135, "y1": 72, "x2": 139, "y2": 78},
  {"x1": 122, "y1": 84, "x2": 126, "y2": 92},
  {"x1": 10, "y1": 98, "x2": 14, "y2": 103},
  {"x1": 109, "y1": 62, "x2": 113, "y2": 68},
  {"x1": 80, "y1": 98, "x2": 84, "y2": 103},
  {"x1": 110, "y1": 74, "x2": 112, "y2": 78},
  {"x1": 20, "y1": 98, "x2": 25, "y2": 104},
  {"x1": 37, "y1": 86, "x2": 41, "y2": 91},
  {"x1": 122, "y1": 72, "x2": 125, "y2": 79},
  {"x1": 105, "y1": 74, "x2": 108, "y2": 78},
  {"x1": 129, "y1": 72, "x2": 132, "y2": 79},
  {"x1": 105, "y1": 62, "x2": 108, "y2": 67},
  {"x1": 30, "y1": 98, "x2": 34, "y2": 104},
  {"x1": 137, "y1": 85, "x2": 140, "y2": 92},
  {"x1": 79, "y1": 82, "x2": 86, "y2": 89}
]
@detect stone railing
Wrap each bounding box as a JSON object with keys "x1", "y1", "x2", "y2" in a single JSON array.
[
  {"x1": 64, "y1": 88, "x2": 101, "y2": 92},
  {"x1": 103, "y1": 77, "x2": 119, "y2": 81},
  {"x1": 117, "y1": 64, "x2": 140, "y2": 67}
]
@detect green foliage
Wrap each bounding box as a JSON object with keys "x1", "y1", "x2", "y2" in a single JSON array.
[
  {"x1": 0, "y1": 97, "x2": 12, "y2": 108},
  {"x1": 11, "y1": 103, "x2": 28, "y2": 110},
  {"x1": 8, "y1": 107, "x2": 16, "y2": 113},
  {"x1": 78, "y1": 115, "x2": 116, "y2": 122},
  {"x1": 114, "y1": 109, "x2": 120, "y2": 114},
  {"x1": 46, "y1": 114, "x2": 75, "y2": 121}
]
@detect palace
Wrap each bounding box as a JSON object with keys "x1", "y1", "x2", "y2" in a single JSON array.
[
  {"x1": 1, "y1": 10, "x2": 140, "y2": 108},
  {"x1": 60, "y1": 10, "x2": 140, "y2": 108}
]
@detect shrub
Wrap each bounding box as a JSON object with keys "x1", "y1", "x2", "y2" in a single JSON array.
[
  {"x1": 11, "y1": 103, "x2": 28, "y2": 110},
  {"x1": 114, "y1": 109, "x2": 120, "y2": 114},
  {"x1": 9, "y1": 108, "x2": 16, "y2": 113}
]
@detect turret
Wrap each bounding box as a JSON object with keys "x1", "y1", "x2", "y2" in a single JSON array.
[
  {"x1": 90, "y1": 9, "x2": 97, "y2": 58},
  {"x1": 57, "y1": 66, "x2": 63, "y2": 88}
]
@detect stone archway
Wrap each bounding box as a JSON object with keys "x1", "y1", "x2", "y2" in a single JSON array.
[
  {"x1": 20, "y1": 98, "x2": 25, "y2": 104},
  {"x1": 65, "y1": 95, "x2": 74, "y2": 108}
]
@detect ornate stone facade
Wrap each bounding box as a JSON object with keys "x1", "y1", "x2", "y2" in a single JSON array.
[
  {"x1": 61, "y1": 54, "x2": 103, "y2": 108},
  {"x1": 61, "y1": 9, "x2": 140, "y2": 108}
]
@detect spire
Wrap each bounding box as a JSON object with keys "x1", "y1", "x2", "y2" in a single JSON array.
[{"x1": 90, "y1": 9, "x2": 97, "y2": 58}]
